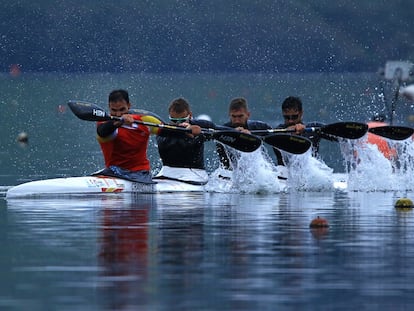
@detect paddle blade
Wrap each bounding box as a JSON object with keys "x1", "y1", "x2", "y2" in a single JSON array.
[
  {"x1": 263, "y1": 134, "x2": 312, "y2": 154},
  {"x1": 68, "y1": 101, "x2": 111, "y2": 122},
  {"x1": 319, "y1": 122, "x2": 368, "y2": 139},
  {"x1": 368, "y1": 126, "x2": 414, "y2": 140},
  {"x1": 212, "y1": 131, "x2": 262, "y2": 152}
]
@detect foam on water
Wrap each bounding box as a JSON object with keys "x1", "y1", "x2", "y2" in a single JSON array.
[
  {"x1": 287, "y1": 151, "x2": 335, "y2": 191},
  {"x1": 207, "y1": 146, "x2": 285, "y2": 194},
  {"x1": 341, "y1": 138, "x2": 414, "y2": 191},
  {"x1": 208, "y1": 137, "x2": 414, "y2": 193},
  {"x1": 208, "y1": 145, "x2": 338, "y2": 193}
]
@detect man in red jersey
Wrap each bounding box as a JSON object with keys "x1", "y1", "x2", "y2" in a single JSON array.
[{"x1": 94, "y1": 89, "x2": 163, "y2": 183}]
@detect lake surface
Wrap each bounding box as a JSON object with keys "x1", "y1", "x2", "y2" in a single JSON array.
[{"x1": 1, "y1": 72, "x2": 414, "y2": 310}]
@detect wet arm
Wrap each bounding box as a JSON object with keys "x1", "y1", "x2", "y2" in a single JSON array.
[{"x1": 97, "y1": 120, "x2": 119, "y2": 138}]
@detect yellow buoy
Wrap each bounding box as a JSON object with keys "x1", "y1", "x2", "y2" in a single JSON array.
[{"x1": 395, "y1": 198, "x2": 414, "y2": 209}]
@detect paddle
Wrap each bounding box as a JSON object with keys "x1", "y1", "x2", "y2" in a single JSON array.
[
  {"x1": 252, "y1": 122, "x2": 368, "y2": 139},
  {"x1": 67, "y1": 101, "x2": 262, "y2": 152},
  {"x1": 262, "y1": 133, "x2": 312, "y2": 154},
  {"x1": 368, "y1": 125, "x2": 414, "y2": 140},
  {"x1": 202, "y1": 129, "x2": 261, "y2": 152}
]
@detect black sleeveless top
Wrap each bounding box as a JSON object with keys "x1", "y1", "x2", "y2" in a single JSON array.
[{"x1": 156, "y1": 119, "x2": 216, "y2": 169}]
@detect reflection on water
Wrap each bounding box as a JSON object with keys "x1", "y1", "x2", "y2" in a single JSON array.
[{"x1": 2, "y1": 191, "x2": 414, "y2": 310}]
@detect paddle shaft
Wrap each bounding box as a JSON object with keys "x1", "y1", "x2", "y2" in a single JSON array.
[
  {"x1": 67, "y1": 101, "x2": 262, "y2": 152},
  {"x1": 109, "y1": 115, "x2": 193, "y2": 133},
  {"x1": 251, "y1": 122, "x2": 368, "y2": 140},
  {"x1": 100, "y1": 115, "x2": 262, "y2": 152},
  {"x1": 252, "y1": 127, "x2": 317, "y2": 135}
]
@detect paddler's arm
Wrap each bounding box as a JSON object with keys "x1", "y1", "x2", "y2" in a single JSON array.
[
  {"x1": 96, "y1": 114, "x2": 135, "y2": 138},
  {"x1": 97, "y1": 120, "x2": 121, "y2": 138},
  {"x1": 306, "y1": 122, "x2": 338, "y2": 142}
]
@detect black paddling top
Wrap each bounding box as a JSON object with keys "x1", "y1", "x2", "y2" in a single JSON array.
[{"x1": 156, "y1": 119, "x2": 216, "y2": 169}]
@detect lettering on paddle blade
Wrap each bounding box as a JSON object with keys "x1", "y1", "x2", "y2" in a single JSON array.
[
  {"x1": 93, "y1": 109, "x2": 106, "y2": 118},
  {"x1": 393, "y1": 127, "x2": 412, "y2": 135},
  {"x1": 346, "y1": 123, "x2": 365, "y2": 130},
  {"x1": 240, "y1": 133, "x2": 258, "y2": 142},
  {"x1": 289, "y1": 136, "x2": 306, "y2": 144},
  {"x1": 217, "y1": 134, "x2": 236, "y2": 143}
]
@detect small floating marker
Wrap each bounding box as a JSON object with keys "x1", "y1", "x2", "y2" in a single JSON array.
[
  {"x1": 394, "y1": 198, "x2": 414, "y2": 209},
  {"x1": 17, "y1": 132, "x2": 29, "y2": 143},
  {"x1": 309, "y1": 216, "x2": 329, "y2": 228},
  {"x1": 10, "y1": 64, "x2": 21, "y2": 77},
  {"x1": 57, "y1": 104, "x2": 66, "y2": 113}
]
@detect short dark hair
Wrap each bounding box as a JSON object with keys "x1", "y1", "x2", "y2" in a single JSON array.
[
  {"x1": 109, "y1": 89, "x2": 129, "y2": 103},
  {"x1": 229, "y1": 97, "x2": 248, "y2": 112},
  {"x1": 281, "y1": 96, "x2": 302, "y2": 112},
  {"x1": 168, "y1": 97, "x2": 190, "y2": 114}
]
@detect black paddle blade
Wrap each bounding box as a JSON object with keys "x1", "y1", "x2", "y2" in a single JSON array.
[
  {"x1": 212, "y1": 131, "x2": 262, "y2": 152},
  {"x1": 263, "y1": 134, "x2": 312, "y2": 154},
  {"x1": 368, "y1": 126, "x2": 414, "y2": 140},
  {"x1": 320, "y1": 122, "x2": 368, "y2": 139},
  {"x1": 68, "y1": 101, "x2": 111, "y2": 122}
]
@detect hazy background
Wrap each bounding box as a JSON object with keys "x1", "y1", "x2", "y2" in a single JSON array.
[{"x1": 2, "y1": 0, "x2": 414, "y2": 74}]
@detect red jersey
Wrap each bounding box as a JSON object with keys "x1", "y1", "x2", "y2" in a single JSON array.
[{"x1": 97, "y1": 115, "x2": 151, "y2": 171}]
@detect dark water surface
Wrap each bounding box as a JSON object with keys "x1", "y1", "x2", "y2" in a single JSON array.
[
  {"x1": 2, "y1": 191, "x2": 414, "y2": 310},
  {"x1": 2, "y1": 73, "x2": 414, "y2": 310}
]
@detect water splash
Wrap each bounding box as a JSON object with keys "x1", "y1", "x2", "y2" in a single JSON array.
[
  {"x1": 207, "y1": 145, "x2": 285, "y2": 194},
  {"x1": 340, "y1": 138, "x2": 414, "y2": 191}
]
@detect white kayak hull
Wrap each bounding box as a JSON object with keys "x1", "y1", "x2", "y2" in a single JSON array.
[
  {"x1": 5, "y1": 173, "x2": 348, "y2": 199},
  {"x1": 6, "y1": 176, "x2": 205, "y2": 199}
]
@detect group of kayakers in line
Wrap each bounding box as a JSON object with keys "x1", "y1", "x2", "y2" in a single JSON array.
[{"x1": 92, "y1": 89, "x2": 394, "y2": 183}]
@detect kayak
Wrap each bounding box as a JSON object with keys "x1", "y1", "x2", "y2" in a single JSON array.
[
  {"x1": 5, "y1": 175, "x2": 207, "y2": 199},
  {"x1": 5, "y1": 166, "x2": 214, "y2": 199},
  {"x1": 5, "y1": 164, "x2": 350, "y2": 199}
]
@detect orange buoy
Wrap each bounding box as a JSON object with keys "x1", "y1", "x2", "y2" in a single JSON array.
[
  {"x1": 309, "y1": 216, "x2": 329, "y2": 228},
  {"x1": 10, "y1": 64, "x2": 21, "y2": 77}
]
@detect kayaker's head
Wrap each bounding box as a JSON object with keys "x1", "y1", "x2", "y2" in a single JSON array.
[
  {"x1": 228, "y1": 97, "x2": 250, "y2": 128},
  {"x1": 281, "y1": 96, "x2": 303, "y2": 126},
  {"x1": 108, "y1": 89, "x2": 131, "y2": 117},
  {"x1": 168, "y1": 97, "x2": 192, "y2": 124}
]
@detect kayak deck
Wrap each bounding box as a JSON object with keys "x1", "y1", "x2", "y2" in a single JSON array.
[
  {"x1": 5, "y1": 173, "x2": 349, "y2": 199},
  {"x1": 5, "y1": 176, "x2": 205, "y2": 199}
]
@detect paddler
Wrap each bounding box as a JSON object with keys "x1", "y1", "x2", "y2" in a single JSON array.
[
  {"x1": 154, "y1": 98, "x2": 217, "y2": 184},
  {"x1": 93, "y1": 89, "x2": 199, "y2": 183},
  {"x1": 216, "y1": 97, "x2": 274, "y2": 169},
  {"x1": 274, "y1": 96, "x2": 337, "y2": 165}
]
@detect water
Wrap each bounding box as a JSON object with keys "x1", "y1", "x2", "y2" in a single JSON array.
[
  {"x1": 3, "y1": 192, "x2": 414, "y2": 310},
  {"x1": 2, "y1": 72, "x2": 414, "y2": 310}
]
